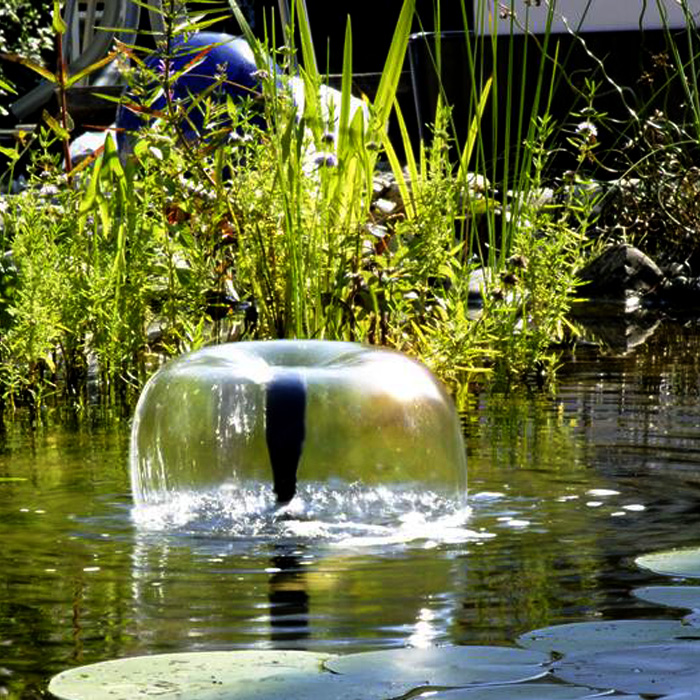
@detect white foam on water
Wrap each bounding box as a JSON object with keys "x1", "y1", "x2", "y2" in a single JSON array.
[{"x1": 130, "y1": 481, "x2": 486, "y2": 547}]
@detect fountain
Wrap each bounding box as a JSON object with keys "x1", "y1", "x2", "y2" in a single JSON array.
[{"x1": 130, "y1": 340, "x2": 467, "y2": 515}]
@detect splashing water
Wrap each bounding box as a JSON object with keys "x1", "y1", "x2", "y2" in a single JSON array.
[
  {"x1": 129, "y1": 341, "x2": 472, "y2": 548},
  {"x1": 131, "y1": 480, "x2": 483, "y2": 548}
]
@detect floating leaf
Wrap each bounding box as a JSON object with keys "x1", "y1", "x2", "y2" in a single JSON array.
[
  {"x1": 633, "y1": 586, "x2": 700, "y2": 613},
  {"x1": 517, "y1": 619, "x2": 695, "y2": 655},
  {"x1": 551, "y1": 642, "x2": 700, "y2": 695},
  {"x1": 48, "y1": 650, "x2": 423, "y2": 700},
  {"x1": 636, "y1": 547, "x2": 700, "y2": 579},
  {"x1": 324, "y1": 646, "x2": 548, "y2": 687},
  {"x1": 413, "y1": 683, "x2": 642, "y2": 699},
  {"x1": 49, "y1": 650, "x2": 333, "y2": 700}
]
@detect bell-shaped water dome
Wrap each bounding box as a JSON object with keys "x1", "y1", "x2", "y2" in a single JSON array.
[{"x1": 130, "y1": 341, "x2": 467, "y2": 509}]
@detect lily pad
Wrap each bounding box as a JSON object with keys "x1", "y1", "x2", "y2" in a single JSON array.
[
  {"x1": 324, "y1": 646, "x2": 548, "y2": 687},
  {"x1": 636, "y1": 547, "x2": 700, "y2": 579},
  {"x1": 47, "y1": 650, "x2": 419, "y2": 700},
  {"x1": 412, "y1": 682, "x2": 625, "y2": 699},
  {"x1": 517, "y1": 619, "x2": 693, "y2": 655},
  {"x1": 633, "y1": 586, "x2": 700, "y2": 613},
  {"x1": 551, "y1": 642, "x2": 700, "y2": 695}
]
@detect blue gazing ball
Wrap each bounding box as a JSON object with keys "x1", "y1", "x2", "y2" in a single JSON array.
[{"x1": 116, "y1": 32, "x2": 267, "y2": 150}]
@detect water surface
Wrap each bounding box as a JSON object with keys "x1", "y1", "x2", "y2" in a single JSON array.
[{"x1": 2, "y1": 320, "x2": 700, "y2": 698}]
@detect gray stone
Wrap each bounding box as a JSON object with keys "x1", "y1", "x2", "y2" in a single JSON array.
[
  {"x1": 577, "y1": 244, "x2": 663, "y2": 301},
  {"x1": 372, "y1": 198, "x2": 397, "y2": 216}
]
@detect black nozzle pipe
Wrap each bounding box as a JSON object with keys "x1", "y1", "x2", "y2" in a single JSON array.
[{"x1": 265, "y1": 372, "x2": 306, "y2": 505}]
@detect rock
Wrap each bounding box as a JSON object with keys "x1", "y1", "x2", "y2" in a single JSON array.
[
  {"x1": 372, "y1": 198, "x2": 397, "y2": 216},
  {"x1": 577, "y1": 244, "x2": 663, "y2": 302},
  {"x1": 658, "y1": 274, "x2": 700, "y2": 310}
]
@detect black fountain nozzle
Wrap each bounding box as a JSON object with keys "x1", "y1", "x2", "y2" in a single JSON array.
[{"x1": 265, "y1": 372, "x2": 307, "y2": 505}]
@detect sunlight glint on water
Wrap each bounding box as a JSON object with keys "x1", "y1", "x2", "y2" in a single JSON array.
[{"x1": 131, "y1": 480, "x2": 483, "y2": 547}]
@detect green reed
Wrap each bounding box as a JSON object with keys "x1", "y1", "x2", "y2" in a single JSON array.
[{"x1": 8, "y1": 0, "x2": 687, "y2": 410}]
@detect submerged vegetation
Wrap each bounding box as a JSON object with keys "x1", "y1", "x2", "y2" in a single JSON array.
[{"x1": 0, "y1": 0, "x2": 699, "y2": 413}]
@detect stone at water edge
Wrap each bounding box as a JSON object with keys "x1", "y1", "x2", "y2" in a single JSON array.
[
  {"x1": 577, "y1": 244, "x2": 664, "y2": 302},
  {"x1": 129, "y1": 340, "x2": 467, "y2": 508}
]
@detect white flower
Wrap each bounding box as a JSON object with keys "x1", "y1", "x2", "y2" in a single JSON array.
[{"x1": 576, "y1": 120, "x2": 598, "y2": 138}]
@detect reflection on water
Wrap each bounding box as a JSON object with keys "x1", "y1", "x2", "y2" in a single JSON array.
[{"x1": 1, "y1": 321, "x2": 700, "y2": 698}]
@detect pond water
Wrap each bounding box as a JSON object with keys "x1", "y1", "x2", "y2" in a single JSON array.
[{"x1": 2, "y1": 319, "x2": 700, "y2": 699}]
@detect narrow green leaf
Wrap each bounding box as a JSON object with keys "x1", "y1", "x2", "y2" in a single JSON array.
[
  {"x1": 53, "y1": 0, "x2": 68, "y2": 34},
  {"x1": 0, "y1": 145, "x2": 20, "y2": 162},
  {"x1": 457, "y1": 76, "x2": 493, "y2": 184},
  {"x1": 296, "y1": 0, "x2": 319, "y2": 82},
  {"x1": 227, "y1": 1, "x2": 268, "y2": 69},
  {"x1": 380, "y1": 127, "x2": 415, "y2": 219},
  {"x1": 300, "y1": 69, "x2": 322, "y2": 142},
  {"x1": 392, "y1": 97, "x2": 418, "y2": 199},
  {"x1": 348, "y1": 103, "x2": 366, "y2": 151},
  {"x1": 43, "y1": 110, "x2": 70, "y2": 140},
  {"x1": 173, "y1": 13, "x2": 233, "y2": 34},
  {"x1": 170, "y1": 45, "x2": 215, "y2": 83},
  {"x1": 79, "y1": 150, "x2": 104, "y2": 217},
  {"x1": 102, "y1": 133, "x2": 127, "y2": 184},
  {"x1": 0, "y1": 53, "x2": 56, "y2": 83},
  {"x1": 336, "y1": 16, "x2": 354, "y2": 158},
  {"x1": 66, "y1": 50, "x2": 120, "y2": 88},
  {"x1": 90, "y1": 91, "x2": 127, "y2": 105},
  {"x1": 127, "y1": 0, "x2": 165, "y2": 14},
  {"x1": 113, "y1": 39, "x2": 147, "y2": 70},
  {"x1": 370, "y1": 0, "x2": 416, "y2": 136},
  {"x1": 69, "y1": 143, "x2": 105, "y2": 178},
  {"x1": 0, "y1": 76, "x2": 17, "y2": 94}
]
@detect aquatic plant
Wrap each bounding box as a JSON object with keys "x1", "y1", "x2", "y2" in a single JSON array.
[{"x1": 6, "y1": 0, "x2": 698, "y2": 411}]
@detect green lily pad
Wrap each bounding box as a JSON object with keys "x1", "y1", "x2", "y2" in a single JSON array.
[
  {"x1": 49, "y1": 650, "x2": 414, "y2": 700},
  {"x1": 324, "y1": 646, "x2": 548, "y2": 687},
  {"x1": 517, "y1": 619, "x2": 694, "y2": 655},
  {"x1": 636, "y1": 547, "x2": 700, "y2": 579},
  {"x1": 633, "y1": 586, "x2": 700, "y2": 613},
  {"x1": 551, "y1": 642, "x2": 700, "y2": 695},
  {"x1": 411, "y1": 682, "x2": 628, "y2": 699}
]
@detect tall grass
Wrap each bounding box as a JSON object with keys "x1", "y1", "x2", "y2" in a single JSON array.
[{"x1": 6, "y1": 0, "x2": 681, "y2": 413}]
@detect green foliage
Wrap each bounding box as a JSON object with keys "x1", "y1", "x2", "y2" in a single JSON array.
[
  {"x1": 0, "y1": 0, "x2": 53, "y2": 116},
  {"x1": 0, "y1": 0, "x2": 612, "y2": 411}
]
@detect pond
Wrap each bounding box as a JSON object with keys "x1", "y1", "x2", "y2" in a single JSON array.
[{"x1": 2, "y1": 319, "x2": 700, "y2": 698}]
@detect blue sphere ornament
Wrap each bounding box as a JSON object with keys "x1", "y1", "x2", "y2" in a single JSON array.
[
  {"x1": 130, "y1": 341, "x2": 467, "y2": 508},
  {"x1": 116, "y1": 32, "x2": 266, "y2": 149}
]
